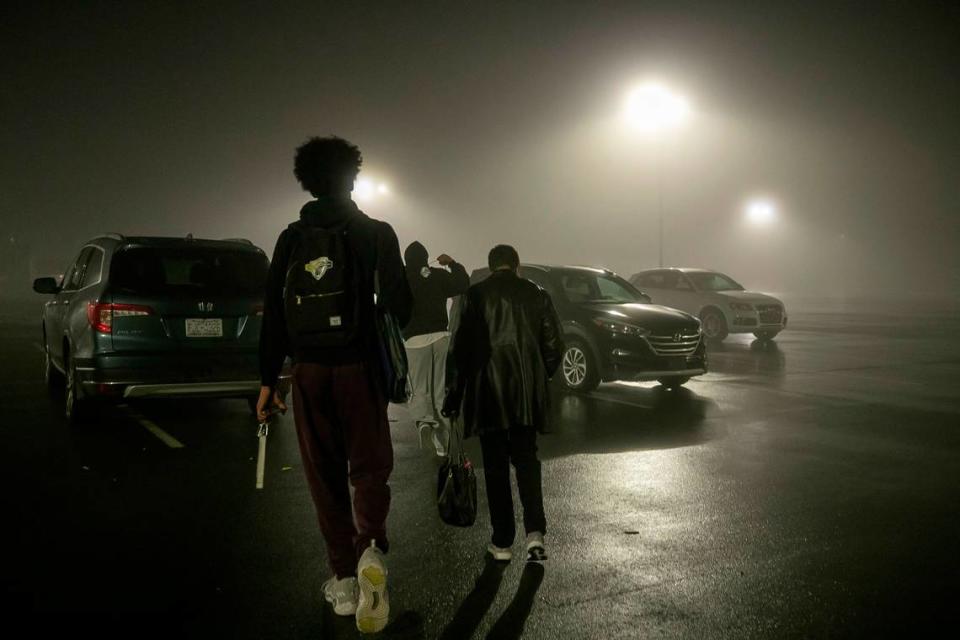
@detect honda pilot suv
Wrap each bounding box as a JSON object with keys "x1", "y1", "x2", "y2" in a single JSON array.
[
  {"x1": 33, "y1": 234, "x2": 274, "y2": 421},
  {"x1": 470, "y1": 265, "x2": 706, "y2": 392}
]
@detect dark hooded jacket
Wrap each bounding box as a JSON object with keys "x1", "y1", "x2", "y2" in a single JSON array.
[
  {"x1": 402, "y1": 241, "x2": 470, "y2": 340},
  {"x1": 443, "y1": 270, "x2": 564, "y2": 437},
  {"x1": 259, "y1": 197, "x2": 412, "y2": 386}
]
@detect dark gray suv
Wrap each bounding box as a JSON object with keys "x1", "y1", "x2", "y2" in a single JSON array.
[{"x1": 34, "y1": 234, "x2": 275, "y2": 421}]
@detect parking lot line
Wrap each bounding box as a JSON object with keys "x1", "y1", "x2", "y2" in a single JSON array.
[
  {"x1": 255, "y1": 436, "x2": 267, "y2": 489},
  {"x1": 125, "y1": 410, "x2": 186, "y2": 449}
]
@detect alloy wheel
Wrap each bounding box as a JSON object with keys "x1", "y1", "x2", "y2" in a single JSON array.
[
  {"x1": 65, "y1": 360, "x2": 76, "y2": 420},
  {"x1": 43, "y1": 343, "x2": 52, "y2": 385},
  {"x1": 562, "y1": 346, "x2": 587, "y2": 387}
]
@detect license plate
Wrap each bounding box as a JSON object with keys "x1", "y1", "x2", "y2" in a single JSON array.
[{"x1": 185, "y1": 318, "x2": 223, "y2": 338}]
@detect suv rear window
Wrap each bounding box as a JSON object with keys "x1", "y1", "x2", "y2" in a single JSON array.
[{"x1": 110, "y1": 247, "x2": 268, "y2": 296}]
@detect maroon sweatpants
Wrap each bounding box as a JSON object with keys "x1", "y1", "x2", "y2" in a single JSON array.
[{"x1": 291, "y1": 362, "x2": 393, "y2": 579}]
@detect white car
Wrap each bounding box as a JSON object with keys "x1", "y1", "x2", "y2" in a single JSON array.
[{"x1": 629, "y1": 268, "x2": 787, "y2": 342}]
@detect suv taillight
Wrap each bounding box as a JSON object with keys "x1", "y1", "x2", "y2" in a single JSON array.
[{"x1": 87, "y1": 302, "x2": 154, "y2": 334}]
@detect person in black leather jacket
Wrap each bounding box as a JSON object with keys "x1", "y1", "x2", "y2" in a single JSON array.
[{"x1": 443, "y1": 244, "x2": 563, "y2": 562}]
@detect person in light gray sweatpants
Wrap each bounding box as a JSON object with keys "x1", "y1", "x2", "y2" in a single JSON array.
[
  {"x1": 402, "y1": 241, "x2": 470, "y2": 456},
  {"x1": 405, "y1": 333, "x2": 452, "y2": 454}
]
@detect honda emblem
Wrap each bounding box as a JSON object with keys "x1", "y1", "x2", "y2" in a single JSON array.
[
  {"x1": 198, "y1": 301, "x2": 213, "y2": 312},
  {"x1": 673, "y1": 332, "x2": 683, "y2": 342}
]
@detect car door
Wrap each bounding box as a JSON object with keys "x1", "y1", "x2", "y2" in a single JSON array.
[
  {"x1": 53, "y1": 247, "x2": 93, "y2": 363},
  {"x1": 666, "y1": 271, "x2": 700, "y2": 314},
  {"x1": 635, "y1": 270, "x2": 672, "y2": 307}
]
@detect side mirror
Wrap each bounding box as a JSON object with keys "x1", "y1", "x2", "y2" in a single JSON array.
[{"x1": 33, "y1": 277, "x2": 60, "y2": 295}]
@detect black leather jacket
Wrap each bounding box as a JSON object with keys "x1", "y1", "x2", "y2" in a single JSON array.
[{"x1": 444, "y1": 269, "x2": 564, "y2": 437}]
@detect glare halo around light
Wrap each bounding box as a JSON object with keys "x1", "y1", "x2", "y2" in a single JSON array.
[{"x1": 624, "y1": 83, "x2": 691, "y2": 133}]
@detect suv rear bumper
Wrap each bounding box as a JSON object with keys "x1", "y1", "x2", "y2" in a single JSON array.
[{"x1": 73, "y1": 351, "x2": 288, "y2": 400}]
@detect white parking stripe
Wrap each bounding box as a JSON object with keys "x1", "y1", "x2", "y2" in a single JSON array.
[
  {"x1": 125, "y1": 410, "x2": 186, "y2": 449},
  {"x1": 256, "y1": 436, "x2": 267, "y2": 489}
]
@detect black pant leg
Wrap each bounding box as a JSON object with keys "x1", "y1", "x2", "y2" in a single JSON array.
[
  {"x1": 480, "y1": 431, "x2": 516, "y2": 548},
  {"x1": 509, "y1": 427, "x2": 546, "y2": 537}
]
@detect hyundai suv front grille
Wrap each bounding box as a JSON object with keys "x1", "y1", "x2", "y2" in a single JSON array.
[{"x1": 645, "y1": 332, "x2": 702, "y2": 356}]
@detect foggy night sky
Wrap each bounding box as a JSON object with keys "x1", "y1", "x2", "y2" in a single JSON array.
[{"x1": 2, "y1": 1, "x2": 958, "y2": 298}]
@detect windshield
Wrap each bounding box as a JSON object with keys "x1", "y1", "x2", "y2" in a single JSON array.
[
  {"x1": 110, "y1": 247, "x2": 268, "y2": 296},
  {"x1": 559, "y1": 271, "x2": 647, "y2": 304},
  {"x1": 686, "y1": 272, "x2": 745, "y2": 292}
]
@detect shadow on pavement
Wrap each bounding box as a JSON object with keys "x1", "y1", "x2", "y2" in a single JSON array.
[
  {"x1": 540, "y1": 385, "x2": 719, "y2": 459},
  {"x1": 485, "y1": 562, "x2": 545, "y2": 640},
  {"x1": 320, "y1": 607, "x2": 425, "y2": 639},
  {"x1": 438, "y1": 555, "x2": 507, "y2": 639}
]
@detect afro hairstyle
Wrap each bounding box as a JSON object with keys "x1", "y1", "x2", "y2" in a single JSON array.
[{"x1": 293, "y1": 136, "x2": 363, "y2": 197}]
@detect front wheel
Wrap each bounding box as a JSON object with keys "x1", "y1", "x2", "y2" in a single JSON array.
[
  {"x1": 560, "y1": 339, "x2": 600, "y2": 392},
  {"x1": 64, "y1": 353, "x2": 88, "y2": 424},
  {"x1": 753, "y1": 330, "x2": 780, "y2": 341},
  {"x1": 700, "y1": 309, "x2": 728, "y2": 342},
  {"x1": 43, "y1": 341, "x2": 61, "y2": 389},
  {"x1": 657, "y1": 376, "x2": 690, "y2": 390}
]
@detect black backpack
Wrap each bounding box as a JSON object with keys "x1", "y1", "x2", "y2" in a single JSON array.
[{"x1": 283, "y1": 220, "x2": 360, "y2": 348}]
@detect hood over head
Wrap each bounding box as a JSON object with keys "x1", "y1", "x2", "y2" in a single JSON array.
[{"x1": 404, "y1": 241, "x2": 429, "y2": 269}]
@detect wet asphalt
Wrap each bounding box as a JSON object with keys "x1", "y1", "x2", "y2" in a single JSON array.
[{"x1": 1, "y1": 297, "x2": 958, "y2": 639}]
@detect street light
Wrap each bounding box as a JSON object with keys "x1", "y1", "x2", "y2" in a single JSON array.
[
  {"x1": 353, "y1": 176, "x2": 392, "y2": 202},
  {"x1": 745, "y1": 199, "x2": 777, "y2": 225},
  {"x1": 623, "y1": 82, "x2": 690, "y2": 266}
]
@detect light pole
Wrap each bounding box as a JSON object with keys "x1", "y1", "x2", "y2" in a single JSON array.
[{"x1": 624, "y1": 83, "x2": 690, "y2": 266}]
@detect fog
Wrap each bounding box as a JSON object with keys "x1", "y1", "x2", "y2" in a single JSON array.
[{"x1": 2, "y1": 2, "x2": 958, "y2": 300}]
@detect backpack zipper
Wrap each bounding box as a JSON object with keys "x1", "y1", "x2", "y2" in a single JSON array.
[{"x1": 296, "y1": 291, "x2": 344, "y2": 305}]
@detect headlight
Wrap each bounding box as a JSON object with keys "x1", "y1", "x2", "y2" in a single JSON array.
[
  {"x1": 592, "y1": 317, "x2": 650, "y2": 337},
  {"x1": 729, "y1": 302, "x2": 754, "y2": 311}
]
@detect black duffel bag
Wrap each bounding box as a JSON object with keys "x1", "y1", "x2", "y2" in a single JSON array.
[{"x1": 437, "y1": 422, "x2": 477, "y2": 527}]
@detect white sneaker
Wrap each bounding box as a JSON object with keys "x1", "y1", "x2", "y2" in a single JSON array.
[
  {"x1": 431, "y1": 426, "x2": 448, "y2": 457},
  {"x1": 487, "y1": 542, "x2": 513, "y2": 562},
  {"x1": 526, "y1": 532, "x2": 547, "y2": 562},
  {"x1": 356, "y1": 540, "x2": 389, "y2": 634},
  {"x1": 322, "y1": 576, "x2": 358, "y2": 616}
]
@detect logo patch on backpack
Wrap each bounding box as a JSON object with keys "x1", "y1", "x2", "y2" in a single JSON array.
[
  {"x1": 304, "y1": 257, "x2": 333, "y2": 281},
  {"x1": 420, "y1": 266, "x2": 431, "y2": 278}
]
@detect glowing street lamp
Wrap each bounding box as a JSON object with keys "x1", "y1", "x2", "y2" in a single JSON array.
[
  {"x1": 353, "y1": 176, "x2": 392, "y2": 202},
  {"x1": 623, "y1": 82, "x2": 691, "y2": 266},
  {"x1": 745, "y1": 199, "x2": 777, "y2": 225},
  {"x1": 624, "y1": 83, "x2": 691, "y2": 133}
]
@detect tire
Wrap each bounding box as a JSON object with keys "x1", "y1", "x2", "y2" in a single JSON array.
[
  {"x1": 753, "y1": 330, "x2": 780, "y2": 341},
  {"x1": 657, "y1": 376, "x2": 690, "y2": 390},
  {"x1": 43, "y1": 339, "x2": 61, "y2": 389},
  {"x1": 560, "y1": 339, "x2": 600, "y2": 392},
  {"x1": 700, "y1": 309, "x2": 728, "y2": 342},
  {"x1": 64, "y1": 350, "x2": 87, "y2": 424}
]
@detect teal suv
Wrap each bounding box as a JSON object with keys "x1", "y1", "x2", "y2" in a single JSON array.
[{"x1": 33, "y1": 234, "x2": 274, "y2": 421}]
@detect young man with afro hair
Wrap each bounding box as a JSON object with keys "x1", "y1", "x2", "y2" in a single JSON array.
[{"x1": 258, "y1": 135, "x2": 412, "y2": 633}]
